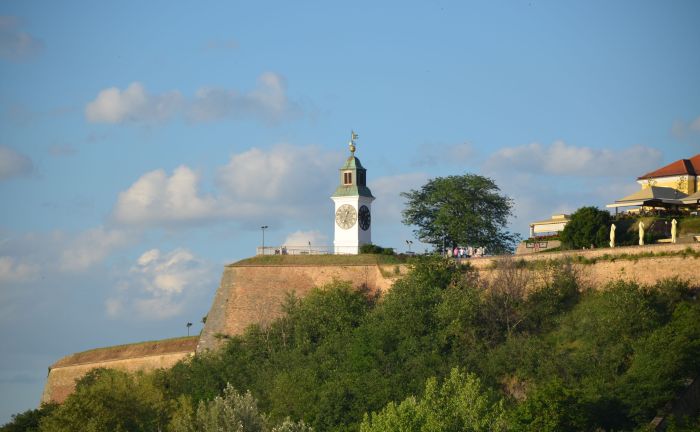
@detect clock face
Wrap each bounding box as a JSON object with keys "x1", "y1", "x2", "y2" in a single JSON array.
[
  {"x1": 335, "y1": 204, "x2": 357, "y2": 229},
  {"x1": 358, "y1": 205, "x2": 371, "y2": 231}
]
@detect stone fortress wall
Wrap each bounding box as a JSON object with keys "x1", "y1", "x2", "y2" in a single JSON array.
[
  {"x1": 472, "y1": 242, "x2": 700, "y2": 287},
  {"x1": 41, "y1": 336, "x2": 198, "y2": 404},
  {"x1": 42, "y1": 243, "x2": 700, "y2": 403},
  {"x1": 196, "y1": 263, "x2": 398, "y2": 353}
]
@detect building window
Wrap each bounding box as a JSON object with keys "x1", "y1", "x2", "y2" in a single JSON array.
[{"x1": 344, "y1": 172, "x2": 352, "y2": 185}]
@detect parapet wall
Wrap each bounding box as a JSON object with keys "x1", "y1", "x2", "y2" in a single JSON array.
[
  {"x1": 197, "y1": 263, "x2": 398, "y2": 353},
  {"x1": 41, "y1": 336, "x2": 198, "y2": 404},
  {"x1": 472, "y1": 243, "x2": 700, "y2": 287}
]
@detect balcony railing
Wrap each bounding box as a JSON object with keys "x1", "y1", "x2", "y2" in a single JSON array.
[{"x1": 256, "y1": 245, "x2": 332, "y2": 256}]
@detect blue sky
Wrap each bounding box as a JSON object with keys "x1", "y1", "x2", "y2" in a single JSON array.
[{"x1": 1, "y1": 0, "x2": 700, "y2": 423}]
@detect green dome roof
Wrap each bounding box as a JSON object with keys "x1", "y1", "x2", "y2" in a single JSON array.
[{"x1": 340, "y1": 156, "x2": 365, "y2": 170}]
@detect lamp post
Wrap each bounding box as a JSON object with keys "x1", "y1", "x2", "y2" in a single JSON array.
[
  {"x1": 186, "y1": 322, "x2": 192, "y2": 336},
  {"x1": 261, "y1": 225, "x2": 268, "y2": 255},
  {"x1": 405, "y1": 240, "x2": 413, "y2": 253}
]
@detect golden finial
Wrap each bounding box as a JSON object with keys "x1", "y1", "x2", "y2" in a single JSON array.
[{"x1": 349, "y1": 130, "x2": 358, "y2": 154}]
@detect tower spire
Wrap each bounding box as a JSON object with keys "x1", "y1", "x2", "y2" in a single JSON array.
[{"x1": 349, "y1": 130, "x2": 358, "y2": 154}]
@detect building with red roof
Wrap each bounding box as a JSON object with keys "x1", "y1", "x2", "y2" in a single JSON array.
[{"x1": 608, "y1": 154, "x2": 700, "y2": 212}]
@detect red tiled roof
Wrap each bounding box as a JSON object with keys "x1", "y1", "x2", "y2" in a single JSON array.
[{"x1": 638, "y1": 154, "x2": 700, "y2": 180}]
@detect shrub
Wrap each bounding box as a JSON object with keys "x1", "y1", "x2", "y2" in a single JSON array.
[
  {"x1": 359, "y1": 244, "x2": 395, "y2": 255},
  {"x1": 560, "y1": 206, "x2": 611, "y2": 249}
]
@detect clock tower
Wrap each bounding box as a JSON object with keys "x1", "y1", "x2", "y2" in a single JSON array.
[{"x1": 331, "y1": 131, "x2": 375, "y2": 254}]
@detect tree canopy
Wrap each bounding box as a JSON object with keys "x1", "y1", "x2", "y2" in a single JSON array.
[
  {"x1": 560, "y1": 206, "x2": 611, "y2": 249},
  {"x1": 400, "y1": 174, "x2": 518, "y2": 253}
]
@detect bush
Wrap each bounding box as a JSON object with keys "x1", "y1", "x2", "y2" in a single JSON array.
[
  {"x1": 560, "y1": 206, "x2": 611, "y2": 249},
  {"x1": 359, "y1": 244, "x2": 395, "y2": 255}
]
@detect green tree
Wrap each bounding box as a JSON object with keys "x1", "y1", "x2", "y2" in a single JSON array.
[
  {"x1": 401, "y1": 174, "x2": 518, "y2": 253},
  {"x1": 39, "y1": 368, "x2": 168, "y2": 432},
  {"x1": 621, "y1": 302, "x2": 700, "y2": 422},
  {"x1": 509, "y1": 379, "x2": 589, "y2": 431},
  {"x1": 168, "y1": 384, "x2": 312, "y2": 432},
  {"x1": 0, "y1": 404, "x2": 57, "y2": 432},
  {"x1": 559, "y1": 206, "x2": 611, "y2": 249},
  {"x1": 360, "y1": 368, "x2": 507, "y2": 432}
]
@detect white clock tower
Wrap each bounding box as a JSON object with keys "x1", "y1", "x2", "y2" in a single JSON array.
[{"x1": 331, "y1": 131, "x2": 375, "y2": 254}]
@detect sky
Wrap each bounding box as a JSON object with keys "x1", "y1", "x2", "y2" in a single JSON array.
[{"x1": 1, "y1": 0, "x2": 700, "y2": 423}]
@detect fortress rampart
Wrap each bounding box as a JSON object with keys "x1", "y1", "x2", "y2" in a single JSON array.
[
  {"x1": 196, "y1": 262, "x2": 399, "y2": 352},
  {"x1": 41, "y1": 336, "x2": 198, "y2": 404},
  {"x1": 42, "y1": 243, "x2": 700, "y2": 403},
  {"x1": 472, "y1": 243, "x2": 700, "y2": 287}
]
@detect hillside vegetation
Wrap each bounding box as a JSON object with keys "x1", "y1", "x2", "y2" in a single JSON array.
[{"x1": 5, "y1": 257, "x2": 700, "y2": 431}]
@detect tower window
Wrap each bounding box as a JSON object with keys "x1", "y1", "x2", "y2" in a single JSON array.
[{"x1": 344, "y1": 172, "x2": 352, "y2": 185}]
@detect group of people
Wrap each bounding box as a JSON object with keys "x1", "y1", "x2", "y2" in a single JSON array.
[{"x1": 446, "y1": 246, "x2": 484, "y2": 259}]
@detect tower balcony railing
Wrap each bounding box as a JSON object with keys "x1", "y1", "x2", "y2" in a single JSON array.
[{"x1": 256, "y1": 245, "x2": 332, "y2": 256}]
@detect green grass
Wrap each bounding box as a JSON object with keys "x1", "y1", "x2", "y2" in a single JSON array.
[
  {"x1": 506, "y1": 247, "x2": 700, "y2": 269},
  {"x1": 69, "y1": 336, "x2": 199, "y2": 355},
  {"x1": 680, "y1": 216, "x2": 700, "y2": 235},
  {"x1": 232, "y1": 253, "x2": 412, "y2": 266}
]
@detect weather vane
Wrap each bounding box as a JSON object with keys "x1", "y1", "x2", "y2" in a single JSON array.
[{"x1": 349, "y1": 130, "x2": 358, "y2": 154}]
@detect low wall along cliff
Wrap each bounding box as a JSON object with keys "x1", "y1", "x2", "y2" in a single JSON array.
[
  {"x1": 41, "y1": 336, "x2": 198, "y2": 404},
  {"x1": 472, "y1": 242, "x2": 700, "y2": 287}
]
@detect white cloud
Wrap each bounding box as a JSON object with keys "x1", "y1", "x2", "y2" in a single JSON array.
[
  {"x1": 111, "y1": 144, "x2": 342, "y2": 227},
  {"x1": 691, "y1": 116, "x2": 700, "y2": 132},
  {"x1": 0, "y1": 16, "x2": 43, "y2": 62},
  {"x1": 484, "y1": 141, "x2": 662, "y2": 177},
  {"x1": 137, "y1": 248, "x2": 160, "y2": 266},
  {"x1": 105, "y1": 298, "x2": 123, "y2": 317},
  {"x1": 188, "y1": 72, "x2": 297, "y2": 123},
  {"x1": 112, "y1": 166, "x2": 218, "y2": 226},
  {"x1": 0, "y1": 145, "x2": 33, "y2": 180},
  {"x1": 133, "y1": 297, "x2": 184, "y2": 320},
  {"x1": 85, "y1": 82, "x2": 183, "y2": 124},
  {"x1": 673, "y1": 115, "x2": 700, "y2": 139},
  {"x1": 0, "y1": 256, "x2": 39, "y2": 283},
  {"x1": 59, "y1": 227, "x2": 135, "y2": 272},
  {"x1": 283, "y1": 230, "x2": 328, "y2": 247},
  {"x1": 216, "y1": 143, "x2": 338, "y2": 203},
  {"x1": 370, "y1": 172, "x2": 429, "y2": 222},
  {"x1": 86, "y1": 73, "x2": 298, "y2": 125},
  {"x1": 108, "y1": 248, "x2": 213, "y2": 320}
]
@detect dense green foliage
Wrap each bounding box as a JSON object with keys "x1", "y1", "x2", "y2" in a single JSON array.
[
  {"x1": 560, "y1": 206, "x2": 612, "y2": 249},
  {"x1": 401, "y1": 174, "x2": 519, "y2": 253},
  {"x1": 360, "y1": 368, "x2": 507, "y2": 432},
  {"x1": 5, "y1": 258, "x2": 700, "y2": 431},
  {"x1": 358, "y1": 244, "x2": 395, "y2": 255},
  {"x1": 168, "y1": 384, "x2": 311, "y2": 432},
  {"x1": 0, "y1": 404, "x2": 56, "y2": 432}
]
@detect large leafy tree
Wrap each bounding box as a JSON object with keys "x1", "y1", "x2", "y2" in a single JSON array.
[{"x1": 400, "y1": 174, "x2": 518, "y2": 253}]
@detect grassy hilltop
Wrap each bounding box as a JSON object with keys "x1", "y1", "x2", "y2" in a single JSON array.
[{"x1": 232, "y1": 253, "x2": 410, "y2": 267}]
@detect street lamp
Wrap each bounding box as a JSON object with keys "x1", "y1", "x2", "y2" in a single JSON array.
[
  {"x1": 405, "y1": 240, "x2": 413, "y2": 253},
  {"x1": 261, "y1": 225, "x2": 268, "y2": 255},
  {"x1": 186, "y1": 322, "x2": 192, "y2": 336}
]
